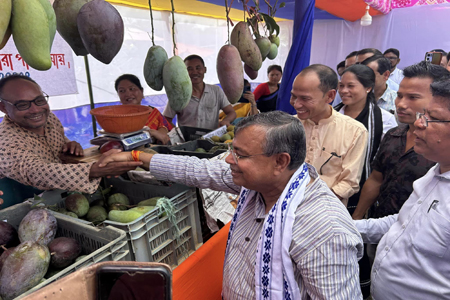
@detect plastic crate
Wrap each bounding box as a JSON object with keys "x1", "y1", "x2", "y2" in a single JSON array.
[
  {"x1": 179, "y1": 126, "x2": 212, "y2": 141},
  {"x1": 0, "y1": 203, "x2": 129, "y2": 299},
  {"x1": 102, "y1": 177, "x2": 203, "y2": 266},
  {"x1": 151, "y1": 140, "x2": 227, "y2": 159}
]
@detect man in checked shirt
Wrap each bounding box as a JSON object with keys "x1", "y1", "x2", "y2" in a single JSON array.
[
  {"x1": 98, "y1": 111, "x2": 364, "y2": 299},
  {"x1": 0, "y1": 75, "x2": 142, "y2": 197}
]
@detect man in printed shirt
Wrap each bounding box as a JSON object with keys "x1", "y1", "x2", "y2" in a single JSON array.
[
  {"x1": 0, "y1": 75, "x2": 142, "y2": 194},
  {"x1": 355, "y1": 78, "x2": 450, "y2": 299},
  {"x1": 291, "y1": 64, "x2": 368, "y2": 207},
  {"x1": 362, "y1": 55, "x2": 398, "y2": 114},
  {"x1": 98, "y1": 111, "x2": 364, "y2": 299}
]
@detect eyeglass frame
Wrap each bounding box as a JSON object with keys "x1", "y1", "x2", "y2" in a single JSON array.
[
  {"x1": 227, "y1": 143, "x2": 268, "y2": 164},
  {"x1": 384, "y1": 56, "x2": 399, "y2": 61},
  {"x1": 0, "y1": 92, "x2": 49, "y2": 111},
  {"x1": 416, "y1": 109, "x2": 450, "y2": 127}
]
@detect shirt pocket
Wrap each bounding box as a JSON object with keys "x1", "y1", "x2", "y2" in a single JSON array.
[
  {"x1": 412, "y1": 208, "x2": 450, "y2": 258},
  {"x1": 316, "y1": 149, "x2": 343, "y2": 176},
  {"x1": 202, "y1": 102, "x2": 217, "y2": 121}
]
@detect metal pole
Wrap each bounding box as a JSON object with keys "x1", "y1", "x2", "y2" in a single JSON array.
[{"x1": 84, "y1": 55, "x2": 97, "y2": 137}]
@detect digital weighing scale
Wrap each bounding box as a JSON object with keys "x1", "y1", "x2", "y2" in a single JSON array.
[{"x1": 90, "y1": 127, "x2": 153, "y2": 151}]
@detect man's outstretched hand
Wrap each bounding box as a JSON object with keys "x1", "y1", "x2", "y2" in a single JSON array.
[
  {"x1": 62, "y1": 141, "x2": 84, "y2": 156},
  {"x1": 89, "y1": 149, "x2": 142, "y2": 179}
]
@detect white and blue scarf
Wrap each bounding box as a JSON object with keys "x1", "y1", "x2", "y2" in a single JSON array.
[{"x1": 224, "y1": 163, "x2": 310, "y2": 299}]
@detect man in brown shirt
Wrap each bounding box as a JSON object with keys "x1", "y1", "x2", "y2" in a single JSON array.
[{"x1": 0, "y1": 75, "x2": 142, "y2": 194}]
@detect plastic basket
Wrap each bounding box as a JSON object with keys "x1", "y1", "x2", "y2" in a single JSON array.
[
  {"x1": 102, "y1": 177, "x2": 203, "y2": 266},
  {"x1": 179, "y1": 126, "x2": 212, "y2": 141},
  {"x1": 0, "y1": 203, "x2": 129, "y2": 300},
  {"x1": 151, "y1": 140, "x2": 227, "y2": 159}
]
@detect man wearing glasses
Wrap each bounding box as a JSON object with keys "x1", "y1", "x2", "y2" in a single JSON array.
[
  {"x1": 354, "y1": 78, "x2": 450, "y2": 299},
  {"x1": 0, "y1": 75, "x2": 142, "y2": 196},
  {"x1": 383, "y1": 48, "x2": 404, "y2": 85},
  {"x1": 97, "y1": 111, "x2": 364, "y2": 299}
]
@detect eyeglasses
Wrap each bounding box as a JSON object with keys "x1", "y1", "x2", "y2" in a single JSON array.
[
  {"x1": 227, "y1": 143, "x2": 267, "y2": 164},
  {"x1": 0, "y1": 93, "x2": 49, "y2": 111},
  {"x1": 416, "y1": 110, "x2": 450, "y2": 127},
  {"x1": 385, "y1": 56, "x2": 398, "y2": 61}
]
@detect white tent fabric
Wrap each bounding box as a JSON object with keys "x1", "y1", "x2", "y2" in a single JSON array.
[
  {"x1": 0, "y1": 4, "x2": 293, "y2": 118},
  {"x1": 311, "y1": 3, "x2": 450, "y2": 72}
]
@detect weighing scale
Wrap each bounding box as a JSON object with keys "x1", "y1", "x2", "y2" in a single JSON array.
[{"x1": 90, "y1": 127, "x2": 153, "y2": 150}]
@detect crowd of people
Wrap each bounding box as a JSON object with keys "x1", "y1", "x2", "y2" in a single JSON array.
[{"x1": 1, "y1": 45, "x2": 450, "y2": 299}]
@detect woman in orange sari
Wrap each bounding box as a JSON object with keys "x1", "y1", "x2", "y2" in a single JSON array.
[{"x1": 115, "y1": 74, "x2": 172, "y2": 144}]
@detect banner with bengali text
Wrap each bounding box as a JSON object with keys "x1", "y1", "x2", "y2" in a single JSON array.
[{"x1": 0, "y1": 32, "x2": 77, "y2": 96}]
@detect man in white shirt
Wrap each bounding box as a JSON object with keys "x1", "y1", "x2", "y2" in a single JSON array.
[
  {"x1": 383, "y1": 48, "x2": 404, "y2": 85},
  {"x1": 357, "y1": 48, "x2": 399, "y2": 92},
  {"x1": 354, "y1": 78, "x2": 450, "y2": 299},
  {"x1": 362, "y1": 55, "x2": 398, "y2": 114}
]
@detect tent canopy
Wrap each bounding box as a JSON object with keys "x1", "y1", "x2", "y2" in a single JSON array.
[{"x1": 108, "y1": 0, "x2": 383, "y2": 22}]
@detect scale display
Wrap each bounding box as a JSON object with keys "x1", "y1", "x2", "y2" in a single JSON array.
[{"x1": 121, "y1": 131, "x2": 152, "y2": 150}]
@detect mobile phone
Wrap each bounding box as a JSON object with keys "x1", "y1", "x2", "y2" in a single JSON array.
[
  {"x1": 97, "y1": 264, "x2": 172, "y2": 300},
  {"x1": 425, "y1": 52, "x2": 443, "y2": 65},
  {"x1": 238, "y1": 85, "x2": 252, "y2": 103}
]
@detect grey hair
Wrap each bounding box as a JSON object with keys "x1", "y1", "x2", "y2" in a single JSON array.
[{"x1": 234, "y1": 111, "x2": 306, "y2": 170}]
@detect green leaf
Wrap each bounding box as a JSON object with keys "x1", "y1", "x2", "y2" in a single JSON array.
[
  {"x1": 261, "y1": 13, "x2": 280, "y2": 37},
  {"x1": 279, "y1": 2, "x2": 285, "y2": 8}
]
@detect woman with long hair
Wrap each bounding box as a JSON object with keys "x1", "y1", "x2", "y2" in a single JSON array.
[
  {"x1": 115, "y1": 74, "x2": 172, "y2": 144},
  {"x1": 253, "y1": 65, "x2": 282, "y2": 112},
  {"x1": 335, "y1": 65, "x2": 397, "y2": 209}
]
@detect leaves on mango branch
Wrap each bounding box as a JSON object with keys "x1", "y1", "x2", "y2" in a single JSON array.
[
  {"x1": 279, "y1": 2, "x2": 285, "y2": 8},
  {"x1": 260, "y1": 13, "x2": 280, "y2": 36}
]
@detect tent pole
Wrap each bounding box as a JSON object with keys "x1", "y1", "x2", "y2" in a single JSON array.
[{"x1": 84, "y1": 55, "x2": 97, "y2": 137}]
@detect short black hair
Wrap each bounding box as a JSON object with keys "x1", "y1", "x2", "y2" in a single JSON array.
[
  {"x1": 361, "y1": 55, "x2": 391, "y2": 75},
  {"x1": 337, "y1": 61, "x2": 345, "y2": 71},
  {"x1": 0, "y1": 74, "x2": 39, "y2": 98},
  {"x1": 383, "y1": 48, "x2": 400, "y2": 58},
  {"x1": 346, "y1": 51, "x2": 358, "y2": 60},
  {"x1": 403, "y1": 61, "x2": 450, "y2": 81},
  {"x1": 447, "y1": 52, "x2": 450, "y2": 64},
  {"x1": 430, "y1": 49, "x2": 447, "y2": 55},
  {"x1": 114, "y1": 74, "x2": 143, "y2": 92},
  {"x1": 300, "y1": 64, "x2": 338, "y2": 94},
  {"x1": 430, "y1": 79, "x2": 450, "y2": 110},
  {"x1": 184, "y1": 54, "x2": 205, "y2": 66},
  {"x1": 267, "y1": 65, "x2": 282, "y2": 74},
  {"x1": 357, "y1": 48, "x2": 382, "y2": 56}
]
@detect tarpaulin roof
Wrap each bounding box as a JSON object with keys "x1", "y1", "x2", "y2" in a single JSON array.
[{"x1": 107, "y1": 0, "x2": 383, "y2": 22}]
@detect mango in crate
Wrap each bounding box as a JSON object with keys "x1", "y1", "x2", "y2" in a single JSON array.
[
  {"x1": 129, "y1": 206, "x2": 155, "y2": 215},
  {"x1": 48, "y1": 237, "x2": 82, "y2": 269},
  {"x1": 194, "y1": 148, "x2": 207, "y2": 153},
  {"x1": 220, "y1": 133, "x2": 232, "y2": 142},
  {"x1": 18, "y1": 208, "x2": 57, "y2": 246},
  {"x1": 65, "y1": 194, "x2": 89, "y2": 217},
  {"x1": 108, "y1": 210, "x2": 144, "y2": 223},
  {"x1": 86, "y1": 206, "x2": 107, "y2": 224},
  {"x1": 210, "y1": 136, "x2": 221, "y2": 143},
  {"x1": 228, "y1": 131, "x2": 234, "y2": 139},
  {"x1": 138, "y1": 197, "x2": 163, "y2": 207},
  {"x1": 107, "y1": 193, "x2": 130, "y2": 206}
]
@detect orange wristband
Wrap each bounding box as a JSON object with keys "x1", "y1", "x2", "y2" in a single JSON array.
[{"x1": 131, "y1": 150, "x2": 143, "y2": 162}]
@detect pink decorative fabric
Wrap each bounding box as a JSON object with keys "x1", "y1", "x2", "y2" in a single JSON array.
[
  {"x1": 365, "y1": 0, "x2": 392, "y2": 14},
  {"x1": 366, "y1": 0, "x2": 450, "y2": 13}
]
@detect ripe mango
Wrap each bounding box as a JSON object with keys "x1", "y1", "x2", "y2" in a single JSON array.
[
  {"x1": 211, "y1": 136, "x2": 221, "y2": 143},
  {"x1": 77, "y1": 0, "x2": 124, "y2": 64},
  {"x1": 18, "y1": 209, "x2": 57, "y2": 246},
  {"x1": 53, "y1": 0, "x2": 92, "y2": 55},
  {"x1": 0, "y1": 247, "x2": 15, "y2": 272},
  {"x1": 48, "y1": 237, "x2": 82, "y2": 268},
  {"x1": 267, "y1": 43, "x2": 278, "y2": 60},
  {"x1": 254, "y1": 37, "x2": 271, "y2": 60},
  {"x1": 108, "y1": 210, "x2": 144, "y2": 223},
  {"x1": 11, "y1": 0, "x2": 53, "y2": 70},
  {"x1": 163, "y1": 56, "x2": 193, "y2": 112},
  {"x1": 0, "y1": 0, "x2": 11, "y2": 47},
  {"x1": 65, "y1": 194, "x2": 89, "y2": 217},
  {"x1": 144, "y1": 45, "x2": 168, "y2": 91},
  {"x1": 0, "y1": 222, "x2": 19, "y2": 253},
  {"x1": 0, "y1": 241, "x2": 50, "y2": 300},
  {"x1": 244, "y1": 63, "x2": 258, "y2": 80},
  {"x1": 227, "y1": 125, "x2": 235, "y2": 131},
  {"x1": 217, "y1": 44, "x2": 244, "y2": 104},
  {"x1": 230, "y1": 22, "x2": 262, "y2": 71}
]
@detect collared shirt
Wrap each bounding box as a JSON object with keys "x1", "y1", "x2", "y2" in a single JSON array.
[
  {"x1": 0, "y1": 113, "x2": 100, "y2": 193},
  {"x1": 355, "y1": 164, "x2": 450, "y2": 299},
  {"x1": 371, "y1": 125, "x2": 435, "y2": 218},
  {"x1": 298, "y1": 108, "x2": 368, "y2": 200},
  {"x1": 163, "y1": 84, "x2": 231, "y2": 130},
  {"x1": 377, "y1": 84, "x2": 397, "y2": 113},
  {"x1": 387, "y1": 78, "x2": 399, "y2": 92},
  {"x1": 150, "y1": 154, "x2": 364, "y2": 300},
  {"x1": 389, "y1": 68, "x2": 404, "y2": 85}
]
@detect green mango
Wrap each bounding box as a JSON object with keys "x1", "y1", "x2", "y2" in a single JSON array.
[
  {"x1": 65, "y1": 194, "x2": 89, "y2": 217},
  {"x1": 53, "y1": 0, "x2": 91, "y2": 55},
  {"x1": 254, "y1": 37, "x2": 271, "y2": 60},
  {"x1": 144, "y1": 45, "x2": 168, "y2": 91},
  {"x1": 138, "y1": 197, "x2": 162, "y2": 207},
  {"x1": 267, "y1": 43, "x2": 278, "y2": 60},
  {"x1": 11, "y1": 0, "x2": 52, "y2": 70},
  {"x1": 36, "y1": 0, "x2": 56, "y2": 47},
  {"x1": 269, "y1": 34, "x2": 280, "y2": 47},
  {"x1": 0, "y1": 0, "x2": 11, "y2": 46},
  {"x1": 129, "y1": 206, "x2": 155, "y2": 215},
  {"x1": 107, "y1": 193, "x2": 130, "y2": 206},
  {"x1": 194, "y1": 148, "x2": 207, "y2": 153},
  {"x1": 163, "y1": 56, "x2": 193, "y2": 112},
  {"x1": 86, "y1": 206, "x2": 107, "y2": 224},
  {"x1": 108, "y1": 210, "x2": 144, "y2": 224}
]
